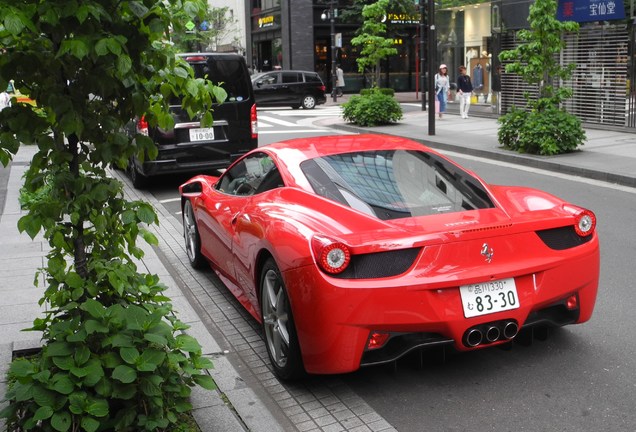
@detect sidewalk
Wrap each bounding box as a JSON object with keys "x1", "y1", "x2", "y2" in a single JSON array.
[{"x1": 325, "y1": 92, "x2": 636, "y2": 188}]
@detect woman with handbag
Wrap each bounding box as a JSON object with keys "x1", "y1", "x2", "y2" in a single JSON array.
[{"x1": 435, "y1": 64, "x2": 450, "y2": 119}]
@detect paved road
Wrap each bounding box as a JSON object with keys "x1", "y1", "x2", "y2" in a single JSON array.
[{"x1": 147, "y1": 110, "x2": 636, "y2": 432}]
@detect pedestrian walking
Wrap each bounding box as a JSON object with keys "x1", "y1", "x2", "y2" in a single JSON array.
[
  {"x1": 456, "y1": 65, "x2": 473, "y2": 119},
  {"x1": 336, "y1": 65, "x2": 345, "y2": 97},
  {"x1": 435, "y1": 64, "x2": 450, "y2": 119}
]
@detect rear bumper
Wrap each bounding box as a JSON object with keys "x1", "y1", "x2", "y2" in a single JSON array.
[
  {"x1": 283, "y1": 242, "x2": 599, "y2": 375},
  {"x1": 135, "y1": 139, "x2": 256, "y2": 177},
  {"x1": 138, "y1": 152, "x2": 245, "y2": 177}
]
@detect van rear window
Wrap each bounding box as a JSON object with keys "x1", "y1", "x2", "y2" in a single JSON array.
[{"x1": 188, "y1": 57, "x2": 251, "y2": 102}]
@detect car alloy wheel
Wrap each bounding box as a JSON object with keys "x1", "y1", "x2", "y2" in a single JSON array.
[
  {"x1": 302, "y1": 95, "x2": 316, "y2": 109},
  {"x1": 261, "y1": 258, "x2": 304, "y2": 380},
  {"x1": 183, "y1": 200, "x2": 205, "y2": 269}
]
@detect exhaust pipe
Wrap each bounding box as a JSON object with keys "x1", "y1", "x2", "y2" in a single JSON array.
[
  {"x1": 486, "y1": 326, "x2": 501, "y2": 343},
  {"x1": 503, "y1": 321, "x2": 519, "y2": 340},
  {"x1": 465, "y1": 328, "x2": 483, "y2": 347}
]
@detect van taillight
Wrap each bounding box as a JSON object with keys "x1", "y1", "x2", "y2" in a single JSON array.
[
  {"x1": 137, "y1": 116, "x2": 148, "y2": 136},
  {"x1": 185, "y1": 56, "x2": 206, "y2": 62},
  {"x1": 251, "y1": 104, "x2": 258, "y2": 138}
]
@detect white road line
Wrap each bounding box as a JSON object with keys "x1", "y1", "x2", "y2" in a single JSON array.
[
  {"x1": 257, "y1": 115, "x2": 298, "y2": 127},
  {"x1": 159, "y1": 197, "x2": 182, "y2": 203},
  {"x1": 259, "y1": 129, "x2": 332, "y2": 134},
  {"x1": 442, "y1": 150, "x2": 636, "y2": 194},
  {"x1": 257, "y1": 121, "x2": 274, "y2": 128}
]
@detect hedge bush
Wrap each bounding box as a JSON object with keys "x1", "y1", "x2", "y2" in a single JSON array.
[
  {"x1": 342, "y1": 89, "x2": 402, "y2": 127},
  {"x1": 498, "y1": 102, "x2": 585, "y2": 155},
  {"x1": 359, "y1": 87, "x2": 395, "y2": 97}
]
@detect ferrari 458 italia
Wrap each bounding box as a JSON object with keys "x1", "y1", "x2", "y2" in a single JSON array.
[{"x1": 179, "y1": 134, "x2": 599, "y2": 379}]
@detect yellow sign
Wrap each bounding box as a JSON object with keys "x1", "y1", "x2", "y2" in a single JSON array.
[
  {"x1": 387, "y1": 12, "x2": 419, "y2": 24},
  {"x1": 258, "y1": 15, "x2": 275, "y2": 28}
]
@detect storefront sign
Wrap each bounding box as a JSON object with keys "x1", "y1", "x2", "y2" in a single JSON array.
[
  {"x1": 258, "y1": 15, "x2": 275, "y2": 28},
  {"x1": 557, "y1": 0, "x2": 625, "y2": 22},
  {"x1": 384, "y1": 12, "x2": 419, "y2": 24}
]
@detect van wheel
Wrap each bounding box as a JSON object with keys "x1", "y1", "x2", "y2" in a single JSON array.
[
  {"x1": 301, "y1": 95, "x2": 316, "y2": 109},
  {"x1": 128, "y1": 159, "x2": 148, "y2": 189}
]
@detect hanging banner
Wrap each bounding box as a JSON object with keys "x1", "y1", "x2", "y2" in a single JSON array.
[{"x1": 557, "y1": 0, "x2": 625, "y2": 22}]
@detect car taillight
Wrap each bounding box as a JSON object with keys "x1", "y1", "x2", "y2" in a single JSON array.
[
  {"x1": 251, "y1": 103, "x2": 258, "y2": 138},
  {"x1": 574, "y1": 209, "x2": 596, "y2": 237},
  {"x1": 320, "y1": 85, "x2": 326, "y2": 92},
  {"x1": 311, "y1": 235, "x2": 351, "y2": 274},
  {"x1": 137, "y1": 116, "x2": 148, "y2": 136},
  {"x1": 563, "y1": 205, "x2": 596, "y2": 237}
]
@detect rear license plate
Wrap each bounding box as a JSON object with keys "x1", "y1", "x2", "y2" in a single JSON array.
[
  {"x1": 459, "y1": 278, "x2": 520, "y2": 318},
  {"x1": 189, "y1": 127, "x2": 214, "y2": 142}
]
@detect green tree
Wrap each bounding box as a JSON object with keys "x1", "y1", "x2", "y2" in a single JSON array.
[
  {"x1": 350, "y1": 0, "x2": 398, "y2": 87},
  {"x1": 0, "y1": 0, "x2": 223, "y2": 430},
  {"x1": 497, "y1": 0, "x2": 585, "y2": 155},
  {"x1": 171, "y1": 5, "x2": 242, "y2": 53}
]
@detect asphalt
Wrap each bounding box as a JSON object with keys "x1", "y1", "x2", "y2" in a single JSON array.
[{"x1": 0, "y1": 93, "x2": 635, "y2": 432}]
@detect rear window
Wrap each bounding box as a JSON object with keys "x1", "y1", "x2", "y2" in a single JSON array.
[
  {"x1": 187, "y1": 56, "x2": 251, "y2": 102},
  {"x1": 282, "y1": 72, "x2": 302, "y2": 83},
  {"x1": 305, "y1": 73, "x2": 322, "y2": 84},
  {"x1": 300, "y1": 150, "x2": 494, "y2": 220}
]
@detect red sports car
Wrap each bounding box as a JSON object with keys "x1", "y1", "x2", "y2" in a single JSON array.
[{"x1": 179, "y1": 134, "x2": 599, "y2": 379}]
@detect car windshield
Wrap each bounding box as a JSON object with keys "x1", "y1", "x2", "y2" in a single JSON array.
[{"x1": 300, "y1": 150, "x2": 495, "y2": 220}]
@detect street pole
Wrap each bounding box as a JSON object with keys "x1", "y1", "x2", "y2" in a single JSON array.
[
  {"x1": 419, "y1": 1, "x2": 425, "y2": 112},
  {"x1": 330, "y1": 0, "x2": 338, "y2": 103},
  {"x1": 427, "y1": 0, "x2": 436, "y2": 135}
]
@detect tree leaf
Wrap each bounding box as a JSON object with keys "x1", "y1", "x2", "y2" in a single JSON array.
[
  {"x1": 86, "y1": 399, "x2": 109, "y2": 417},
  {"x1": 175, "y1": 334, "x2": 202, "y2": 353},
  {"x1": 112, "y1": 365, "x2": 137, "y2": 384},
  {"x1": 119, "y1": 347, "x2": 140, "y2": 365},
  {"x1": 46, "y1": 341, "x2": 73, "y2": 357},
  {"x1": 80, "y1": 298, "x2": 106, "y2": 319},
  {"x1": 4, "y1": 13, "x2": 25, "y2": 35},
  {"x1": 81, "y1": 416, "x2": 100, "y2": 432},
  {"x1": 9, "y1": 358, "x2": 36, "y2": 378},
  {"x1": 51, "y1": 411, "x2": 72, "y2": 432},
  {"x1": 193, "y1": 374, "x2": 216, "y2": 390},
  {"x1": 128, "y1": 1, "x2": 149, "y2": 18},
  {"x1": 52, "y1": 374, "x2": 75, "y2": 395},
  {"x1": 33, "y1": 405, "x2": 54, "y2": 421}
]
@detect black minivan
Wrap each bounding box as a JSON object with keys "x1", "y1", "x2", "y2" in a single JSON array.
[
  {"x1": 252, "y1": 70, "x2": 326, "y2": 109},
  {"x1": 128, "y1": 53, "x2": 257, "y2": 188}
]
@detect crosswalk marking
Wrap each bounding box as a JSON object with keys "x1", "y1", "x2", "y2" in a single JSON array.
[
  {"x1": 257, "y1": 115, "x2": 298, "y2": 127},
  {"x1": 260, "y1": 106, "x2": 343, "y2": 117}
]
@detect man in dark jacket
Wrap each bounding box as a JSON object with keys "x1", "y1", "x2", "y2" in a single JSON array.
[{"x1": 456, "y1": 65, "x2": 473, "y2": 119}]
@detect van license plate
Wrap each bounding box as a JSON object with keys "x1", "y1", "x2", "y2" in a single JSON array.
[{"x1": 189, "y1": 128, "x2": 214, "y2": 142}]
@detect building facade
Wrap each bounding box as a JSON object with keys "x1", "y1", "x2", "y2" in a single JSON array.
[{"x1": 246, "y1": 0, "x2": 636, "y2": 131}]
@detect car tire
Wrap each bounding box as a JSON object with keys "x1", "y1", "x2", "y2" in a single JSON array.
[
  {"x1": 301, "y1": 95, "x2": 316, "y2": 109},
  {"x1": 128, "y1": 158, "x2": 148, "y2": 189},
  {"x1": 183, "y1": 200, "x2": 206, "y2": 269},
  {"x1": 260, "y1": 258, "x2": 304, "y2": 380}
]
